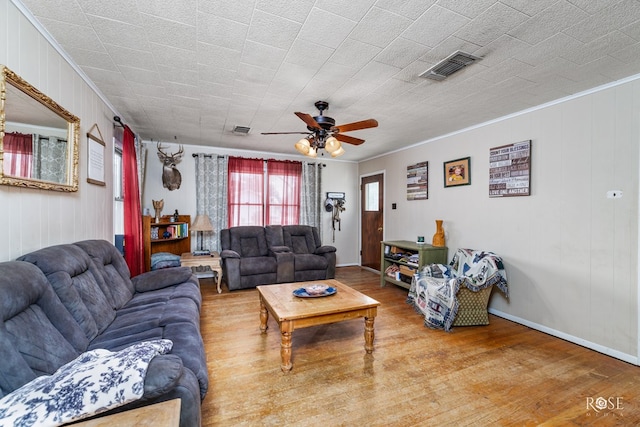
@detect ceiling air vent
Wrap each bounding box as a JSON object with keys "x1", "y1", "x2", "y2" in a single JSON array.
[
  {"x1": 233, "y1": 125, "x2": 251, "y2": 134},
  {"x1": 419, "y1": 50, "x2": 482, "y2": 81}
]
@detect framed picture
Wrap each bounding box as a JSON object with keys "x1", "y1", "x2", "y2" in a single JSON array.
[
  {"x1": 407, "y1": 161, "x2": 428, "y2": 200},
  {"x1": 86, "y1": 124, "x2": 106, "y2": 186},
  {"x1": 444, "y1": 157, "x2": 470, "y2": 187},
  {"x1": 489, "y1": 140, "x2": 531, "y2": 197}
]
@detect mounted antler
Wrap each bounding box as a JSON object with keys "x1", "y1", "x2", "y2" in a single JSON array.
[{"x1": 157, "y1": 143, "x2": 184, "y2": 191}]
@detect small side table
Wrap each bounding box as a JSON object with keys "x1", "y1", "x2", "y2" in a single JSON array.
[
  {"x1": 181, "y1": 252, "x2": 223, "y2": 293},
  {"x1": 71, "y1": 399, "x2": 180, "y2": 426}
]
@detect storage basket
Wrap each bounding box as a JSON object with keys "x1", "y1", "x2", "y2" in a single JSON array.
[{"x1": 453, "y1": 285, "x2": 493, "y2": 326}]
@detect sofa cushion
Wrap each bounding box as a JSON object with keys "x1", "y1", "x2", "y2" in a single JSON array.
[
  {"x1": 228, "y1": 226, "x2": 269, "y2": 257},
  {"x1": 87, "y1": 295, "x2": 207, "y2": 400},
  {"x1": 74, "y1": 239, "x2": 135, "y2": 309},
  {"x1": 0, "y1": 261, "x2": 86, "y2": 397},
  {"x1": 239, "y1": 256, "x2": 277, "y2": 276},
  {"x1": 265, "y1": 225, "x2": 284, "y2": 247},
  {"x1": 294, "y1": 253, "x2": 328, "y2": 271},
  {"x1": 18, "y1": 245, "x2": 116, "y2": 342},
  {"x1": 283, "y1": 225, "x2": 317, "y2": 254}
]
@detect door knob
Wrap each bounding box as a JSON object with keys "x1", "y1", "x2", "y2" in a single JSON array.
[{"x1": 377, "y1": 227, "x2": 383, "y2": 231}]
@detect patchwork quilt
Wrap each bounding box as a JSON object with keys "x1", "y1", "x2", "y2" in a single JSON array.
[{"x1": 407, "y1": 248, "x2": 508, "y2": 331}]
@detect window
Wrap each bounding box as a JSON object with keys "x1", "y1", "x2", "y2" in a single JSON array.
[
  {"x1": 114, "y1": 147, "x2": 123, "y2": 201},
  {"x1": 3, "y1": 132, "x2": 33, "y2": 177},
  {"x1": 228, "y1": 157, "x2": 301, "y2": 227},
  {"x1": 364, "y1": 181, "x2": 379, "y2": 211},
  {"x1": 267, "y1": 160, "x2": 301, "y2": 225}
]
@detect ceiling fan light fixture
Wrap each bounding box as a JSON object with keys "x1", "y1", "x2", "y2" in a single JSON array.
[
  {"x1": 262, "y1": 101, "x2": 376, "y2": 158},
  {"x1": 330, "y1": 146, "x2": 345, "y2": 158},
  {"x1": 295, "y1": 138, "x2": 310, "y2": 155},
  {"x1": 324, "y1": 136, "x2": 341, "y2": 153}
]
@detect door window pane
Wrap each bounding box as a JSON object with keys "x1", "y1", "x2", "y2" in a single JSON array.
[{"x1": 365, "y1": 182, "x2": 379, "y2": 211}]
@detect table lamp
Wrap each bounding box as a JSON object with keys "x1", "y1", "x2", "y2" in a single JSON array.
[{"x1": 191, "y1": 214, "x2": 213, "y2": 255}]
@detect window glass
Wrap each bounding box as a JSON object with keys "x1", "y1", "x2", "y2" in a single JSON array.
[
  {"x1": 365, "y1": 181, "x2": 379, "y2": 211},
  {"x1": 228, "y1": 158, "x2": 301, "y2": 227}
]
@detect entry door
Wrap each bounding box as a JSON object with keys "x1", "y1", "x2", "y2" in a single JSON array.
[{"x1": 361, "y1": 173, "x2": 384, "y2": 271}]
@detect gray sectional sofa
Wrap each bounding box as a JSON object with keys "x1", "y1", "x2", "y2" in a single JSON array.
[
  {"x1": 0, "y1": 239, "x2": 207, "y2": 426},
  {"x1": 220, "y1": 224, "x2": 336, "y2": 290}
]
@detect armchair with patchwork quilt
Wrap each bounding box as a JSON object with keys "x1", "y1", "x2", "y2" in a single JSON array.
[{"x1": 407, "y1": 248, "x2": 508, "y2": 331}]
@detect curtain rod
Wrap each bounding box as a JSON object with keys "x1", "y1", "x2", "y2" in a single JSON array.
[
  {"x1": 113, "y1": 115, "x2": 126, "y2": 128},
  {"x1": 191, "y1": 153, "x2": 326, "y2": 167}
]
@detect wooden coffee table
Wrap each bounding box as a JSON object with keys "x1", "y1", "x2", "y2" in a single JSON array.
[{"x1": 257, "y1": 279, "x2": 380, "y2": 372}]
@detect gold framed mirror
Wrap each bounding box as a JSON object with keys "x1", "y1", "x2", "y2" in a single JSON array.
[{"x1": 0, "y1": 65, "x2": 80, "y2": 192}]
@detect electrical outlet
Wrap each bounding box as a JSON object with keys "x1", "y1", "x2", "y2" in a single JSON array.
[{"x1": 606, "y1": 190, "x2": 623, "y2": 199}]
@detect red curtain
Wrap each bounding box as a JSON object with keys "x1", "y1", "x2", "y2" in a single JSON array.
[
  {"x1": 122, "y1": 126, "x2": 144, "y2": 277},
  {"x1": 228, "y1": 157, "x2": 264, "y2": 227},
  {"x1": 4, "y1": 132, "x2": 33, "y2": 177},
  {"x1": 267, "y1": 160, "x2": 301, "y2": 225}
]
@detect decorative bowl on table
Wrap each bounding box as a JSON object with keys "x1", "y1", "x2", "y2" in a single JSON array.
[{"x1": 304, "y1": 284, "x2": 329, "y2": 295}]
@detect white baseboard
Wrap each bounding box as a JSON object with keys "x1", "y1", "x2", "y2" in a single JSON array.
[
  {"x1": 489, "y1": 308, "x2": 638, "y2": 366},
  {"x1": 336, "y1": 263, "x2": 361, "y2": 268}
]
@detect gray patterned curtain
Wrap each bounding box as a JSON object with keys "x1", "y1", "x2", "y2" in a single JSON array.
[
  {"x1": 135, "y1": 135, "x2": 146, "y2": 202},
  {"x1": 195, "y1": 154, "x2": 228, "y2": 253},
  {"x1": 300, "y1": 161, "x2": 322, "y2": 235},
  {"x1": 32, "y1": 135, "x2": 67, "y2": 183}
]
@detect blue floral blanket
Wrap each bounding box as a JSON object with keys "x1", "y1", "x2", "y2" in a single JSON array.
[
  {"x1": 407, "y1": 248, "x2": 508, "y2": 331},
  {"x1": 0, "y1": 339, "x2": 173, "y2": 427}
]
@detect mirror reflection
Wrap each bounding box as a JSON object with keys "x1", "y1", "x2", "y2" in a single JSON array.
[{"x1": 1, "y1": 65, "x2": 80, "y2": 192}]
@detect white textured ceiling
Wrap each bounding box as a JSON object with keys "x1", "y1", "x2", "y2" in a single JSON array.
[{"x1": 18, "y1": 0, "x2": 640, "y2": 161}]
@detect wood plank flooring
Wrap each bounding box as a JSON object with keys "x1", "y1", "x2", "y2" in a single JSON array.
[{"x1": 199, "y1": 267, "x2": 638, "y2": 426}]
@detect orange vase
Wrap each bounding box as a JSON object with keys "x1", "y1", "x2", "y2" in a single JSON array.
[{"x1": 432, "y1": 220, "x2": 445, "y2": 247}]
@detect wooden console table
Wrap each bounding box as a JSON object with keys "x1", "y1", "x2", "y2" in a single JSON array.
[{"x1": 72, "y1": 399, "x2": 180, "y2": 426}]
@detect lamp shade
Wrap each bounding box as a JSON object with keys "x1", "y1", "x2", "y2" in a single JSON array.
[
  {"x1": 191, "y1": 214, "x2": 213, "y2": 232},
  {"x1": 324, "y1": 136, "x2": 341, "y2": 153},
  {"x1": 330, "y1": 146, "x2": 345, "y2": 157},
  {"x1": 294, "y1": 138, "x2": 311, "y2": 155},
  {"x1": 307, "y1": 146, "x2": 318, "y2": 158}
]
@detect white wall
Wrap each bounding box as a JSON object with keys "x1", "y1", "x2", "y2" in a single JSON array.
[
  {"x1": 0, "y1": 0, "x2": 116, "y2": 261},
  {"x1": 359, "y1": 79, "x2": 640, "y2": 362},
  {"x1": 141, "y1": 142, "x2": 360, "y2": 266}
]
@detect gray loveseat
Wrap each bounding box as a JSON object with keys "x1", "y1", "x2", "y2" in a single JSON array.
[
  {"x1": 220, "y1": 225, "x2": 336, "y2": 290},
  {"x1": 0, "y1": 239, "x2": 207, "y2": 426}
]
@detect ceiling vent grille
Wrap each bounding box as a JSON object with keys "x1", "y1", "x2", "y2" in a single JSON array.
[
  {"x1": 233, "y1": 125, "x2": 251, "y2": 134},
  {"x1": 419, "y1": 50, "x2": 482, "y2": 81}
]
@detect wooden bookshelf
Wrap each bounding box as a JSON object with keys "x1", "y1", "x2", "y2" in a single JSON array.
[
  {"x1": 142, "y1": 214, "x2": 191, "y2": 272},
  {"x1": 380, "y1": 240, "x2": 447, "y2": 289}
]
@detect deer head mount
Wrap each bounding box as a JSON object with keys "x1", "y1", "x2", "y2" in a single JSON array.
[{"x1": 157, "y1": 143, "x2": 183, "y2": 191}]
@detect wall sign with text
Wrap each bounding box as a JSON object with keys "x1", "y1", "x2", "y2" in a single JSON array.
[
  {"x1": 407, "y1": 161, "x2": 428, "y2": 200},
  {"x1": 489, "y1": 140, "x2": 531, "y2": 197}
]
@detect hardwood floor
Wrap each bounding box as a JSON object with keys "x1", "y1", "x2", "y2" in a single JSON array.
[{"x1": 199, "y1": 267, "x2": 638, "y2": 426}]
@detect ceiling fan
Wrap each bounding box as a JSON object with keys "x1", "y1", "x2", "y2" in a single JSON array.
[{"x1": 261, "y1": 101, "x2": 378, "y2": 158}]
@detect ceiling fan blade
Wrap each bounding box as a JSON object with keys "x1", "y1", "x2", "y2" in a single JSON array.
[
  {"x1": 334, "y1": 133, "x2": 365, "y2": 146},
  {"x1": 261, "y1": 132, "x2": 310, "y2": 135},
  {"x1": 295, "y1": 112, "x2": 322, "y2": 130},
  {"x1": 333, "y1": 119, "x2": 378, "y2": 133}
]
